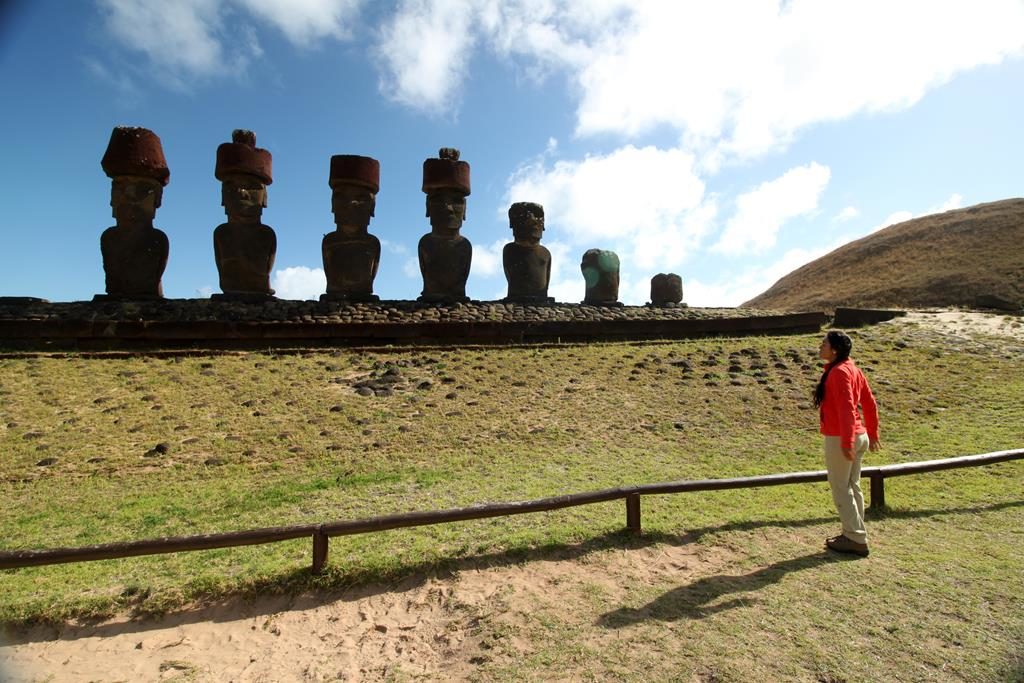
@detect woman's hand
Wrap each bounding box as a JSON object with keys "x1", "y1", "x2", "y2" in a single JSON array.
[
  {"x1": 869, "y1": 438, "x2": 882, "y2": 452},
  {"x1": 842, "y1": 447, "x2": 855, "y2": 461}
]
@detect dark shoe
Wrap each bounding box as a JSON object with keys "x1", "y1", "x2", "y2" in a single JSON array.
[{"x1": 826, "y1": 534, "x2": 869, "y2": 557}]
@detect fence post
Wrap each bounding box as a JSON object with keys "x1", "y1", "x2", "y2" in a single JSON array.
[
  {"x1": 311, "y1": 528, "x2": 329, "y2": 574},
  {"x1": 626, "y1": 493, "x2": 642, "y2": 534},
  {"x1": 868, "y1": 473, "x2": 886, "y2": 511}
]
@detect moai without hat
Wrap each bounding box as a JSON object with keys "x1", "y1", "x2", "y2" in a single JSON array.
[
  {"x1": 212, "y1": 130, "x2": 277, "y2": 301},
  {"x1": 581, "y1": 249, "x2": 622, "y2": 306},
  {"x1": 418, "y1": 148, "x2": 472, "y2": 303},
  {"x1": 322, "y1": 155, "x2": 382, "y2": 302},
  {"x1": 96, "y1": 126, "x2": 170, "y2": 300},
  {"x1": 650, "y1": 273, "x2": 685, "y2": 307},
  {"x1": 503, "y1": 202, "x2": 553, "y2": 303}
]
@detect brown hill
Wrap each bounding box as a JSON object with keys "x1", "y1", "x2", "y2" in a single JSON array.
[{"x1": 743, "y1": 198, "x2": 1024, "y2": 312}]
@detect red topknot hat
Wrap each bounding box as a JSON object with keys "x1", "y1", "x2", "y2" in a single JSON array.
[
  {"x1": 101, "y1": 126, "x2": 170, "y2": 186},
  {"x1": 329, "y1": 155, "x2": 380, "y2": 193},
  {"x1": 422, "y1": 147, "x2": 470, "y2": 195},
  {"x1": 215, "y1": 129, "x2": 272, "y2": 185}
]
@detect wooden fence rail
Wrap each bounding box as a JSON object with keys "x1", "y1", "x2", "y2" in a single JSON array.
[{"x1": 1, "y1": 448, "x2": 1021, "y2": 574}]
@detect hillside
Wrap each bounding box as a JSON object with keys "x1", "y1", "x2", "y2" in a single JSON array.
[{"x1": 744, "y1": 198, "x2": 1024, "y2": 312}]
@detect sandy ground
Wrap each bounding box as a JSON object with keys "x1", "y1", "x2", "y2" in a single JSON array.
[
  {"x1": 2, "y1": 308, "x2": 1020, "y2": 682},
  {"x1": 1, "y1": 541, "x2": 734, "y2": 683},
  {"x1": 893, "y1": 308, "x2": 1024, "y2": 342}
]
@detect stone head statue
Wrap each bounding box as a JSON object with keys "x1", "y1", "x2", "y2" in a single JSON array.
[
  {"x1": 581, "y1": 248, "x2": 621, "y2": 305},
  {"x1": 98, "y1": 125, "x2": 170, "y2": 299},
  {"x1": 329, "y1": 154, "x2": 379, "y2": 237},
  {"x1": 650, "y1": 273, "x2": 683, "y2": 306},
  {"x1": 215, "y1": 129, "x2": 272, "y2": 224},
  {"x1": 423, "y1": 147, "x2": 470, "y2": 238},
  {"x1": 509, "y1": 202, "x2": 545, "y2": 246},
  {"x1": 102, "y1": 126, "x2": 169, "y2": 228}
]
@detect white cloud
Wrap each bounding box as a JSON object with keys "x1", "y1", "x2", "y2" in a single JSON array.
[
  {"x1": 502, "y1": 144, "x2": 716, "y2": 305},
  {"x1": 97, "y1": 0, "x2": 361, "y2": 86},
  {"x1": 238, "y1": 0, "x2": 361, "y2": 44},
  {"x1": 196, "y1": 285, "x2": 215, "y2": 298},
  {"x1": 712, "y1": 162, "x2": 831, "y2": 255},
  {"x1": 572, "y1": 2, "x2": 1024, "y2": 158},
  {"x1": 375, "y1": 0, "x2": 626, "y2": 112},
  {"x1": 99, "y1": 0, "x2": 232, "y2": 83},
  {"x1": 867, "y1": 192, "x2": 964, "y2": 234},
  {"x1": 375, "y1": 0, "x2": 479, "y2": 112},
  {"x1": 271, "y1": 266, "x2": 325, "y2": 299},
  {"x1": 869, "y1": 210, "x2": 914, "y2": 234},
  {"x1": 505, "y1": 144, "x2": 706, "y2": 253},
  {"x1": 934, "y1": 193, "x2": 963, "y2": 213},
  {"x1": 376, "y1": 2, "x2": 1024, "y2": 157},
  {"x1": 834, "y1": 206, "x2": 859, "y2": 222},
  {"x1": 688, "y1": 241, "x2": 844, "y2": 308},
  {"x1": 471, "y1": 239, "x2": 506, "y2": 278},
  {"x1": 402, "y1": 257, "x2": 420, "y2": 279}
]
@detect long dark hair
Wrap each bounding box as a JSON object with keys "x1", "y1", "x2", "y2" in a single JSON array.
[{"x1": 813, "y1": 330, "x2": 853, "y2": 408}]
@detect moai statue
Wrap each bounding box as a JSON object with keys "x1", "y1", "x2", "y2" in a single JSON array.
[
  {"x1": 322, "y1": 155, "x2": 381, "y2": 302},
  {"x1": 96, "y1": 126, "x2": 170, "y2": 300},
  {"x1": 581, "y1": 249, "x2": 621, "y2": 306},
  {"x1": 212, "y1": 130, "x2": 276, "y2": 301},
  {"x1": 503, "y1": 202, "x2": 553, "y2": 303},
  {"x1": 650, "y1": 273, "x2": 685, "y2": 307},
  {"x1": 418, "y1": 148, "x2": 471, "y2": 303}
]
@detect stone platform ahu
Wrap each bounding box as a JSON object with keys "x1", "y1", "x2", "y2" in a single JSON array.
[{"x1": 85, "y1": 125, "x2": 693, "y2": 307}]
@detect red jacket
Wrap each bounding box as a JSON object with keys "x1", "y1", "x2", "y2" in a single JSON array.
[{"x1": 819, "y1": 359, "x2": 879, "y2": 449}]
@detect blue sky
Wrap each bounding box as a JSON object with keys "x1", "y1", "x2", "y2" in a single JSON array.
[{"x1": 1, "y1": 0, "x2": 1022, "y2": 306}]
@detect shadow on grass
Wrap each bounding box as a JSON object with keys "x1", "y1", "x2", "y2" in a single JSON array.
[
  {"x1": 596, "y1": 550, "x2": 845, "y2": 626},
  {"x1": 3, "y1": 499, "x2": 1022, "y2": 641}
]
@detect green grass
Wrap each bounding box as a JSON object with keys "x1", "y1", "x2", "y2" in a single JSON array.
[{"x1": 1, "y1": 321, "x2": 1022, "y2": 681}]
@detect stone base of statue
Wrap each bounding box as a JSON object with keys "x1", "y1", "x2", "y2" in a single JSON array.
[
  {"x1": 0, "y1": 297, "x2": 50, "y2": 304},
  {"x1": 418, "y1": 293, "x2": 471, "y2": 304},
  {"x1": 211, "y1": 292, "x2": 277, "y2": 303},
  {"x1": 583, "y1": 299, "x2": 624, "y2": 307},
  {"x1": 93, "y1": 293, "x2": 163, "y2": 302},
  {"x1": 320, "y1": 292, "x2": 380, "y2": 303},
  {"x1": 647, "y1": 301, "x2": 688, "y2": 308},
  {"x1": 504, "y1": 295, "x2": 555, "y2": 304}
]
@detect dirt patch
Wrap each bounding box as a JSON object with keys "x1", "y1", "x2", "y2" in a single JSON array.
[
  {"x1": 890, "y1": 309, "x2": 1024, "y2": 343},
  {"x1": 0, "y1": 542, "x2": 735, "y2": 682}
]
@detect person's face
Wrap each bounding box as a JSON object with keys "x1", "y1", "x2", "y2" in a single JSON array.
[
  {"x1": 427, "y1": 189, "x2": 466, "y2": 235},
  {"x1": 332, "y1": 184, "x2": 375, "y2": 233},
  {"x1": 222, "y1": 174, "x2": 267, "y2": 220},
  {"x1": 111, "y1": 176, "x2": 162, "y2": 224},
  {"x1": 819, "y1": 336, "x2": 838, "y2": 362},
  {"x1": 512, "y1": 208, "x2": 544, "y2": 244}
]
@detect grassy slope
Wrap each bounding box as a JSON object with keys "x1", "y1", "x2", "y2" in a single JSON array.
[
  {"x1": 743, "y1": 198, "x2": 1024, "y2": 311},
  {"x1": 1, "y1": 320, "x2": 1022, "y2": 681}
]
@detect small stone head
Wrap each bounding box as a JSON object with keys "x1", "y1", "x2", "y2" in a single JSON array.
[
  {"x1": 216, "y1": 130, "x2": 272, "y2": 222},
  {"x1": 650, "y1": 273, "x2": 683, "y2": 306},
  {"x1": 102, "y1": 126, "x2": 169, "y2": 226},
  {"x1": 423, "y1": 148, "x2": 470, "y2": 237},
  {"x1": 509, "y1": 202, "x2": 544, "y2": 245},
  {"x1": 581, "y1": 248, "x2": 620, "y2": 304},
  {"x1": 329, "y1": 155, "x2": 380, "y2": 236}
]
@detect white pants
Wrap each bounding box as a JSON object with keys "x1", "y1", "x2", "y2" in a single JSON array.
[{"x1": 824, "y1": 433, "x2": 869, "y2": 544}]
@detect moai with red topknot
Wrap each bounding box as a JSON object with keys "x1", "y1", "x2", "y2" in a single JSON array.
[
  {"x1": 418, "y1": 148, "x2": 472, "y2": 303},
  {"x1": 212, "y1": 130, "x2": 277, "y2": 301},
  {"x1": 321, "y1": 155, "x2": 381, "y2": 302},
  {"x1": 96, "y1": 126, "x2": 170, "y2": 300}
]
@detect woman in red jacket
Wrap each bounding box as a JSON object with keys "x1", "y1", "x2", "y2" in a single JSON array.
[{"x1": 815, "y1": 330, "x2": 880, "y2": 557}]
